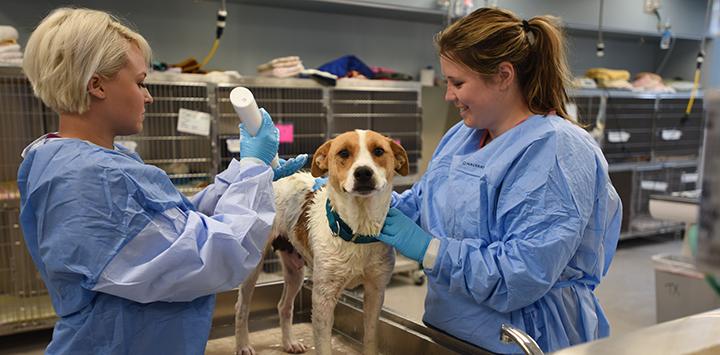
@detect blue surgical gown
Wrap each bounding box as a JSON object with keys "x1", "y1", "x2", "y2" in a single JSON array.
[
  {"x1": 17, "y1": 136, "x2": 275, "y2": 354},
  {"x1": 393, "y1": 115, "x2": 622, "y2": 353}
]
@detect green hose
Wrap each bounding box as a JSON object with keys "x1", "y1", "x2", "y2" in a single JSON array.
[
  {"x1": 689, "y1": 224, "x2": 699, "y2": 255},
  {"x1": 687, "y1": 225, "x2": 720, "y2": 297},
  {"x1": 706, "y1": 274, "x2": 720, "y2": 296}
]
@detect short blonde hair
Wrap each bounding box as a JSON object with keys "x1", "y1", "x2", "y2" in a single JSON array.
[{"x1": 23, "y1": 8, "x2": 152, "y2": 114}]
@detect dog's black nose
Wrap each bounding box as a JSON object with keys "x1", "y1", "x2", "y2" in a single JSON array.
[{"x1": 353, "y1": 166, "x2": 374, "y2": 182}]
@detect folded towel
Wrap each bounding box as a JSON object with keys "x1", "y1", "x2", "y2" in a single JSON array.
[
  {"x1": 272, "y1": 60, "x2": 302, "y2": 69},
  {"x1": 572, "y1": 77, "x2": 598, "y2": 89},
  {"x1": 257, "y1": 56, "x2": 302, "y2": 72},
  {"x1": 269, "y1": 56, "x2": 300, "y2": 65},
  {"x1": 585, "y1": 68, "x2": 630, "y2": 82},
  {"x1": 631, "y1": 72, "x2": 675, "y2": 93},
  {"x1": 0, "y1": 51, "x2": 22, "y2": 60},
  {"x1": 0, "y1": 26, "x2": 19, "y2": 42},
  {"x1": 0, "y1": 43, "x2": 21, "y2": 54},
  {"x1": 259, "y1": 64, "x2": 305, "y2": 78},
  {"x1": 601, "y1": 79, "x2": 633, "y2": 90},
  {"x1": 257, "y1": 61, "x2": 302, "y2": 72},
  {"x1": 275, "y1": 65, "x2": 304, "y2": 78}
]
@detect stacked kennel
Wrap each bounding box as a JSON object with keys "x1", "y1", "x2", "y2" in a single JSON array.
[
  {"x1": 119, "y1": 80, "x2": 215, "y2": 195},
  {"x1": 214, "y1": 78, "x2": 327, "y2": 172},
  {"x1": 569, "y1": 89, "x2": 705, "y2": 240},
  {"x1": 0, "y1": 67, "x2": 58, "y2": 335}
]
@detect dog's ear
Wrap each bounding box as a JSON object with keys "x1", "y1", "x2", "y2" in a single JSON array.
[
  {"x1": 311, "y1": 139, "x2": 333, "y2": 177},
  {"x1": 388, "y1": 138, "x2": 409, "y2": 176}
]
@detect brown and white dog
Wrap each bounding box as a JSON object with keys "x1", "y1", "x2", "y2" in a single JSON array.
[{"x1": 235, "y1": 129, "x2": 409, "y2": 355}]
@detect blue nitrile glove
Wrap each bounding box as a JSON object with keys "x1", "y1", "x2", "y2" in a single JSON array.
[
  {"x1": 239, "y1": 108, "x2": 279, "y2": 165},
  {"x1": 312, "y1": 177, "x2": 328, "y2": 191},
  {"x1": 272, "y1": 154, "x2": 308, "y2": 181},
  {"x1": 378, "y1": 208, "x2": 433, "y2": 263}
]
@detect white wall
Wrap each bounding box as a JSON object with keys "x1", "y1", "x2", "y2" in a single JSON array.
[
  {"x1": 1, "y1": 0, "x2": 443, "y2": 77},
  {"x1": 502, "y1": 0, "x2": 709, "y2": 39},
  {"x1": 361, "y1": 0, "x2": 709, "y2": 38},
  {"x1": 0, "y1": 0, "x2": 710, "y2": 81}
]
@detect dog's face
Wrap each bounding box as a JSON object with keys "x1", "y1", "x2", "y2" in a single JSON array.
[{"x1": 311, "y1": 130, "x2": 409, "y2": 197}]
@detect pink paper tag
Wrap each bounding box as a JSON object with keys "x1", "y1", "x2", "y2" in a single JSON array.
[{"x1": 277, "y1": 123, "x2": 294, "y2": 143}]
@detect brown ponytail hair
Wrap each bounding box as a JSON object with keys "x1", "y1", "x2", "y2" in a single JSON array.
[{"x1": 435, "y1": 8, "x2": 574, "y2": 122}]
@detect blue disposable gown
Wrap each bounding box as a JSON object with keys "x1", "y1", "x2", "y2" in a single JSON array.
[
  {"x1": 17, "y1": 136, "x2": 274, "y2": 354},
  {"x1": 393, "y1": 115, "x2": 622, "y2": 353}
]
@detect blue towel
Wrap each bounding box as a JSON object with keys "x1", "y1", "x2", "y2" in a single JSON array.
[{"x1": 317, "y1": 55, "x2": 375, "y2": 79}]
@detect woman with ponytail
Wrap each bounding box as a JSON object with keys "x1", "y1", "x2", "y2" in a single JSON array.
[{"x1": 376, "y1": 8, "x2": 622, "y2": 353}]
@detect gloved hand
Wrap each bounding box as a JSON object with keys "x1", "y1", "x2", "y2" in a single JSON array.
[
  {"x1": 378, "y1": 208, "x2": 433, "y2": 263},
  {"x1": 239, "y1": 108, "x2": 279, "y2": 165},
  {"x1": 312, "y1": 177, "x2": 328, "y2": 191},
  {"x1": 272, "y1": 154, "x2": 308, "y2": 181}
]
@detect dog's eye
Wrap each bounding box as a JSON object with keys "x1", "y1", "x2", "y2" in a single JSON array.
[
  {"x1": 373, "y1": 147, "x2": 385, "y2": 157},
  {"x1": 338, "y1": 149, "x2": 350, "y2": 159}
]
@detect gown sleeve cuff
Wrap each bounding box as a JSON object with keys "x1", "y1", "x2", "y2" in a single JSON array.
[
  {"x1": 422, "y1": 238, "x2": 442, "y2": 270},
  {"x1": 239, "y1": 157, "x2": 266, "y2": 167},
  {"x1": 390, "y1": 191, "x2": 399, "y2": 208}
]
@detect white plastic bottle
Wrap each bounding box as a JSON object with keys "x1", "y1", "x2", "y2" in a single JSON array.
[{"x1": 230, "y1": 87, "x2": 279, "y2": 167}]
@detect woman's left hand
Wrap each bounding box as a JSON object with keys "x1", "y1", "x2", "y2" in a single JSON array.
[
  {"x1": 378, "y1": 208, "x2": 433, "y2": 263},
  {"x1": 239, "y1": 109, "x2": 279, "y2": 165}
]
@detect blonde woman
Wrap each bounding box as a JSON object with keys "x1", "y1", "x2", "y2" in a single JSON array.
[
  {"x1": 377, "y1": 8, "x2": 622, "y2": 353},
  {"x1": 18, "y1": 8, "x2": 304, "y2": 354}
]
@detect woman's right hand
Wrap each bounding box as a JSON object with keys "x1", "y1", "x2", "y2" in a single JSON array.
[
  {"x1": 239, "y1": 108, "x2": 279, "y2": 165},
  {"x1": 378, "y1": 208, "x2": 433, "y2": 263}
]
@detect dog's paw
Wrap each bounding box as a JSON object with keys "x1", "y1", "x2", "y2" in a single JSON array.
[
  {"x1": 283, "y1": 339, "x2": 307, "y2": 353},
  {"x1": 235, "y1": 346, "x2": 257, "y2": 355}
]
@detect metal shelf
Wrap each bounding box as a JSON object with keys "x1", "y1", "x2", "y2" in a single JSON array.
[
  {"x1": 143, "y1": 158, "x2": 212, "y2": 164},
  {"x1": 333, "y1": 113, "x2": 421, "y2": 118},
  {"x1": 148, "y1": 97, "x2": 208, "y2": 102},
  {"x1": 570, "y1": 88, "x2": 703, "y2": 100},
  {"x1": 564, "y1": 22, "x2": 706, "y2": 42},
  {"x1": 215, "y1": 0, "x2": 446, "y2": 24},
  {"x1": 219, "y1": 113, "x2": 324, "y2": 118},
  {"x1": 332, "y1": 99, "x2": 420, "y2": 105},
  {"x1": 167, "y1": 173, "x2": 210, "y2": 179},
  {"x1": 118, "y1": 135, "x2": 209, "y2": 141},
  {"x1": 623, "y1": 218, "x2": 685, "y2": 240},
  {"x1": 216, "y1": 98, "x2": 321, "y2": 104},
  {"x1": 336, "y1": 78, "x2": 423, "y2": 91},
  {"x1": 608, "y1": 159, "x2": 698, "y2": 173}
]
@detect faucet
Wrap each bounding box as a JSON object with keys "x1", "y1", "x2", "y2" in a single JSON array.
[{"x1": 500, "y1": 324, "x2": 544, "y2": 355}]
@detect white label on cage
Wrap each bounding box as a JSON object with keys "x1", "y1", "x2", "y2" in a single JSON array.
[
  {"x1": 115, "y1": 140, "x2": 137, "y2": 153},
  {"x1": 681, "y1": 173, "x2": 698, "y2": 184},
  {"x1": 226, "y1": 138, "x2": 240, "y2": 153},
  {"x1": 565, "y1": 102, "x2": 578, "y2": 121},
  {"x1": 661, "y1": 129, "x2": 682, "y2": 141},
  {"x1": 607, "y1": 131, "x2": 631, "y2": 143},
  {"x1": 177, "y1": 108, "x2": 211, "y2": 136},
  {"x1": 641, "y1": 180, "x2": 668, "y2": 192}
]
